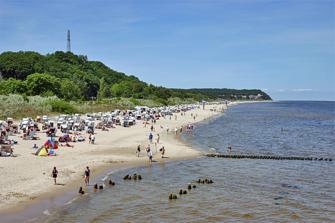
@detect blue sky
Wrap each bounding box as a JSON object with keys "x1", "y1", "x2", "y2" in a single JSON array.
[{"x1": 0, "y1": 0, "x2": 334, "y2": 100}]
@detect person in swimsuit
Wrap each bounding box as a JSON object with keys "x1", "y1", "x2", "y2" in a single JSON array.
[
  {"x1": 160, "y1": 146, "x2": 165, "y2": 158},
  {"x1": 84, "y1": 166, "x2": 90, "y2": 186},
  {"x1": 146, "y1": 145, "x2": 152, "y2": 162},
  {"x1": 156, "y1": 134, "x2": 160, "y2": 144},
  {"x1": 136, "y1": 145, "x2": 141, "y2": 157},
  {"x1": 149, "y1": 149, "x2": 153, "y2": 163},
  {"x1": 149, "y1": 132, "x2": 153, "y2": 143},
  {"x1": 52, "y1": 167, "x2": 58, "y2": 185}
]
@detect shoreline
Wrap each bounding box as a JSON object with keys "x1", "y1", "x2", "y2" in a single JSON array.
[{"x1": 0, "y1": 101, "x2": 249, "y2": 222}]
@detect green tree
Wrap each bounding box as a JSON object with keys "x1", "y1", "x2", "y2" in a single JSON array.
[
  {"x1": 60, "y1": 79, "x2": 81, "y2": 100},
  {"x1": 97, "y1": 78, "x2": 110, "y2": 100},
  {"x1": 110, "y1": 83, "x2": 123, "y2": 97},
  {"x1": 0, "y1": 51, "x2": 272, "y2": 102},
  {"x1": 0, "y1": 51, "x2": 44, "y2": 79},
  {"x1": 26, "y1": 73, "x2": 61, "y2": 96},
  {"x1": 0, "y1": 78, "x2": 27, "y2": 94}
]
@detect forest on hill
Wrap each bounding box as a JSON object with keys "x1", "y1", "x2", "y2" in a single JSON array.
[{"x1": 0, "y1": 51, "x2": 271, "y2": 104}]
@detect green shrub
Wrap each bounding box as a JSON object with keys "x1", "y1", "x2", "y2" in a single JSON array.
[
  {"x1": 0, "y1": 94, "x2": 53, "y2": 119},
  {"x1": 46, "y1": 99, "x2": 77, "y2": 114},
  {"x1": 153, "y1": 97, "x2": 168, "y2": 106},
  {"x1": 129, "y1": 98, "x2": 142, "y2": 106}
]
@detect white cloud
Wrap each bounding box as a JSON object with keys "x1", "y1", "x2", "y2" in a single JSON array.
[
  {"x1": 292, "y1": 88, "x2": 313, "y2": 92},
  {"x1": 270, "y1": 88, "x2": 314, "y2": 93}
]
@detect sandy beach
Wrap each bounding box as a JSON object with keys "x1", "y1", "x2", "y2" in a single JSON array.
[{"x1": 0, "y1": 103, "x2": 230, "y2": 214}]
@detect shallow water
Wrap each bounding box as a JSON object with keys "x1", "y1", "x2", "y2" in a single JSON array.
[{"x1": 35, "y1": 101, "x2": 335, "y2": 223}]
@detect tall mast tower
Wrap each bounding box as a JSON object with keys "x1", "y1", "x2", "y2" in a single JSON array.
[{"x1": 67, "y1": 30, "x2": 71, "y2": 52}]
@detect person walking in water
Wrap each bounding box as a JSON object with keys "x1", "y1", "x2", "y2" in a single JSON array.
[
  {"x1": 84, "y1": 166, "x2": 90, "y2": 186},
  {"x1": 146, "y1": 145, "x2": 153, "y2": 162},
  {"x1": 136, "y1": 145, "x2": 141, "y2": 157},
  {"x1": 227, "y1": 144, "x2": 232, "y2": 154},
  {"x1": 148, "y1": 149, "x2": 153, "y2": 162},
  {"x1": 160, "y1": 146, "x2": 165, "y2": 158},
  {"x1": 52, "y1": 167, "x2": 58, "y2": 185}
]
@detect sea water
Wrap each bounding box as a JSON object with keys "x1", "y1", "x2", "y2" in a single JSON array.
[{"x1": 35, "y1": 101, "x2": 335, "y2": 223}]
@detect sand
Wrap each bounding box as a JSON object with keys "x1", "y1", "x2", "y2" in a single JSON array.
[{"x1": 0, "y1": 103, "x2": 233, "y2": 212}]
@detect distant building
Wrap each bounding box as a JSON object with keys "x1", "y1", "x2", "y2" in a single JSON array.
[
  {"x1": 248, "y1": 94, "x2": 263, "y2": 100},
  {"x1": 248, "y1": 95, "x2": 256, "y2": 100},
  {"x1": 230, "y1": 94, "x2": 237, "y2": 99},
  {"x1": 256, "y1": 94, "x2": 263, "y2": 99}
]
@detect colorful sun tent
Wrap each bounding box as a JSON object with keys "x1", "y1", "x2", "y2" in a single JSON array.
[{"x1": 35, "y1": 139, "x2": 58, "y2": 156}]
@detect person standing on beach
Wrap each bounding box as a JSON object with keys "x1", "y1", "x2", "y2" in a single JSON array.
[
  {"x1": 91, "y1": 133, "x2": 95, "y2": 144},
  {"x1": 52, "y1": 167, "x2": 58, "y2": 185},
  {"x1": 84, "y1": 166, "x2": 90, "y2": 186},
  {"x1": 156, "y1": 134, "x2": 160, "y2": 144},
  {"x1": 88, "y1": 133, "x2": 92, "y2": 144},
  {"x1": 136, "y1": 145, "x2": 141, "y2": 157},
  {"x1": 149, "y1": 132, "x2": 153, "y2": 143}
]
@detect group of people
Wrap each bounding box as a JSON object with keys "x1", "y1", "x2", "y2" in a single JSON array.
[
  {"x1": 52, "y1": 166, "x2": 90, "y2": 187},
  {"x1": 174, "y1": 127, "x2": 183, "y2": 135},
  {"x1": 140, "y1": 113, "x2": 199, "y2": 161},
  {"x1": 186, "y1": 124, "x2": 194, "y2": 132},
  {"x1": 190, "y1": 113, "x2": 197, "y2": 121},
  {"x1": 148, "y1": 132, "x2": 161, "y2": 143},
  {"x1": 136, "y1": 144, "x2": 166, "y2": 161},
  {"x1": 135, "y1": 130, "x2": 166, "y2": 162},
  {"x1": 136, "y1": 145, "x2": 153, "y2": 161},
  {"x1": 49, "y1": 107, "x2": 202, "y2": 195}
]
